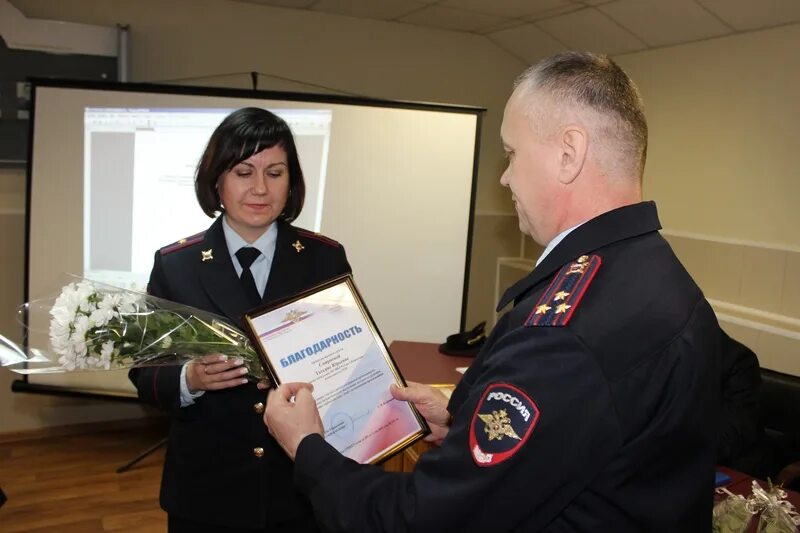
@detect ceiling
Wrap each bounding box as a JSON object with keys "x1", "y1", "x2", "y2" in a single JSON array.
[{"x1": 231, "y1": 0, "x2": 800, "y2": 62}]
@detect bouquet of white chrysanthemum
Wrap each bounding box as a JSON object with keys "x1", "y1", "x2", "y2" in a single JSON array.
[{"x1": 1, "y1": 279, "x2": 267, "y2": 380}]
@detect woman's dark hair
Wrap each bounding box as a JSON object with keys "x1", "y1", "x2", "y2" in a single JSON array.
[{"x1": 195, "y1": 107, "x2": 305, "y2": 221}]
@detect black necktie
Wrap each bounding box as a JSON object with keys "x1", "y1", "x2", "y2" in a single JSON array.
[{"x1": 236, "y1": 247, "x2": 262, "y2": 308}]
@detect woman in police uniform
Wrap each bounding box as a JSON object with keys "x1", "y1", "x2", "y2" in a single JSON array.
[{"x1": 129, "y1": 108, "x2": 350, "y2": 533}]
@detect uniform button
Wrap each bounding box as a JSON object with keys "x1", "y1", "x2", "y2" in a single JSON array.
[
  {"x1": 253, "y1": 447, "x2": 264, "y2": 458},
  {"x1": 253, "y1": 402, "x2": 265, "y2": 414}
]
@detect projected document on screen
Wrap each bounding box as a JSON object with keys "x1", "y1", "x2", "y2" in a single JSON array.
[{"x1": 82, "y1": 107, "x2": 332, "y2": 288}]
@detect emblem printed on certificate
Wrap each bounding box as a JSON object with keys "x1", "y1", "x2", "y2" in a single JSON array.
[{"x1": 244, "y1": 275, "x2": 429, "y2": 464}]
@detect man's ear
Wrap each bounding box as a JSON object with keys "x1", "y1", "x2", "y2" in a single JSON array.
[{"x1": 557, "y1": 125, "x2": 587, "y2": 185}]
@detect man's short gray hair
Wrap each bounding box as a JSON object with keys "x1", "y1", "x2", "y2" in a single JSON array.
[{"x1": 515, "y1": 51, "x2": 648, "y2": 179}]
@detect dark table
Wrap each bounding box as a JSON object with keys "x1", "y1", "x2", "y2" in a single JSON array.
[{"x1": 389, "y1": 340, "x2": 474, "y2": 386}]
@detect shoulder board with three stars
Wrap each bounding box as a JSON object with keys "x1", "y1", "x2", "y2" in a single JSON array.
[
  {"x1": 295, "y1": 228, "x2": 341, "y2": 247},
  {"x1": 159, "y1": 230, "x2": 206, "y2": 255},
  {"x1": 524, "y1": 254, "x2": 602, "y2": 327}
]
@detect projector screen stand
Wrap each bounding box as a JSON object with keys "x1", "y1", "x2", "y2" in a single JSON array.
[{"x1": 117, "y1": 437, "x2": 168, "y2": 473}]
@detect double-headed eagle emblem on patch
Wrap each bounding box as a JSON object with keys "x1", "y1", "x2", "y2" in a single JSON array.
[
  {"x1": 470, "y1": 383, "x2": 540, "y2": 467},
  {"x1": 477, "y1": 409, "x2": 521, "y2": 441}
]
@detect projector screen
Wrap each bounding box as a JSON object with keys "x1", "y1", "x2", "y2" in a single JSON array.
[{"x1": 23, "y1": 80, "x2": 481, "y2": 398}]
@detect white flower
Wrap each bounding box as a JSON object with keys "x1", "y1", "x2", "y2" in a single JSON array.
[
  {"x1": 85, "y1": 292, "x2": 122, "y2": 327},
  {"x1": 58, "y1": 354, "x2": 76, "y2": 371},
  {"x1": 70, "y1": 337, "x2": 87, "y2": 359},
  {"x1": 75, "y1": 280, "x2": 95, "y2": 301},
  {"x1": 51, "y1": 284, "x2": 79, "y2": 318},
  {"x1": 99, "y1": 340, "x2": 115, "y2": 370},
  {"x1": 118, "y1": 292, "x2": 142, "y2": 315},
  {"x1": 50, "y1": 306, "x2": 73, "y2": 327},
  {"x1": 72, "y1": 314, "x2": 90, "y2": 338},
  {"x1": 99, "y1": 293, "x2": 121, "y2": 309},
  {"x1": 49, "y1": 317, "x2": 72, "y2": 351},
  {"x1": 90, "y1": 306, "x2": 116, "y2": 327}
]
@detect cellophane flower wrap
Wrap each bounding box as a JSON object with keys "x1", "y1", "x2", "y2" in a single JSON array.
[
  {"x1": 0, "y1": 279, "x2": 267, "y2": 381},
  {"x1": 749, "y1": 481, "x2": 800, "y2": 533},
  {"x1": 714, "y1": 487, "x2": 754, "y2": 533},
  {"x1": 713, "y1": 481, "x2": 800, "y2": 533}
]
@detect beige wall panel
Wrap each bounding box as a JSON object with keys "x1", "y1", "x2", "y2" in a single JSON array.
[
  {"x1": 522, "y1": 235, "x2": 544, "y2": 262},
  {"x1": 739, "y1": 246, "x2": 787, "y2": 315},
  {"x1": 466, "y1": 215, "x2": 523, "y2": 330},
  {"x1": 497, "y1": 260, "x2": 534, "y2": 301},
  {"x1": 662, "y1": 234, "x2": 709, "y2": 290},
  {"x1": 718, "y1": 314, "x2": 800, "y2": 377},
  {"x1": 494, "y1": 258, "x2": 535, "y2": 325},
  {"x1": 780, "y1": 252, "x2": 800, "y2": 320},
  {"x1": 664, "y1": 234, "x2": 744, "y2": 303},
  {"x1": 754, "y1": 329, "x2": 800, "y2": 376},
  {"x1": 700, "y1": 240, "x2": 744, "y2": 304},
  {"x1": 0, "y1": 167, "x2": 25, "y2": 213},
  {"x1": 617, "y1": 24, "x2": 800, "y2": 247},
  {"x1": 0, "y1": 214, "x2": 25, "y2": 340},
  {"x1": 718, "y1": 318, "x2": 761, "y2": 355}
]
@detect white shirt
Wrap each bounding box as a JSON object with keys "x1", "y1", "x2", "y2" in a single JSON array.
[
  {"x1": 535, "y1": 223, "x2": 584, "y2": 267},
  {"x1": 179, "y1": 219, "x2": 279, "y2": 407},
  {"x1": 222, "y1": 215, "x2": 278, "y2": 297}
]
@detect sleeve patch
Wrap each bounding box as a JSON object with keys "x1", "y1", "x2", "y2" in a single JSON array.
[
  {"x1": 160, "y1": 231, "x2": 206, "y2": 255},
  {"x1": 524, "y1": 254, "x2": 602, "y2": 327},
  {"x1": 469, "y1": 383, "x2": 540, "y2": 467}
]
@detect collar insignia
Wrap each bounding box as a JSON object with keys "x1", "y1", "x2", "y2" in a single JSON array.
[
  {"x1": 292, "y1": 240, "x2": 305, "y2": 253},
  {"x1": 201, "y1": 249, "x2": 213, "y2": 262}
]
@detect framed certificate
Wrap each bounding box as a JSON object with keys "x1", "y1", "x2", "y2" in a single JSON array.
[{"x1": 244, "y1": 275, "x2": 430, "y2": 464}]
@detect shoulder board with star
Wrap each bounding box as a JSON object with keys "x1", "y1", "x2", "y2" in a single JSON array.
[
  {"x1": 295, "y1": 228, "x2": 341, "y2": 247},
  {"x1": 524, "y1": 254, "x2": 602, "y2": 327},
  {"x1": 159, "y1": 230, "x2": 206, "y2": 255}
]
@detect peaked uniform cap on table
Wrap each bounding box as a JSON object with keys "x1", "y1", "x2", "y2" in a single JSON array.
[{"x1": 439, "y1": 321, "x2": 487, "y2": 357}]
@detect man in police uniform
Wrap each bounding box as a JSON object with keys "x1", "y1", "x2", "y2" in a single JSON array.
[{"x1": 264, "y1": 51, "x2": 721, "y2": 532}]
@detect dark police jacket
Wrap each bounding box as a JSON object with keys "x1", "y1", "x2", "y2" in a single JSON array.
[
  {"x1": 129, "y1": 217, "x2": 350, "y2": 530},
  {"x1": 292, "y1": 201, "x2": 721, "y2": 532},
  {"x1": 717, "y1": 331, "x2": 763, "y2": 473}
]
